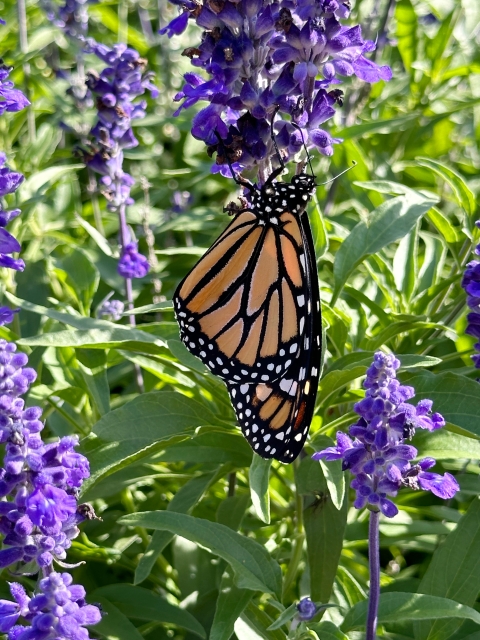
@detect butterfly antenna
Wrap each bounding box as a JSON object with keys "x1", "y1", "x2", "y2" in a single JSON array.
[
  {"x1": 317, "y1": 161, "x2": 357, "y2": 186},
  {"x1": 290, "y1": 121, "x2": 315, "y2": 178},
  {"x1": 214, "y1": 131, "x2": 254, "y2": 191}
]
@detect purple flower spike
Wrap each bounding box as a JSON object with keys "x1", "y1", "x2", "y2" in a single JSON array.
[
  {"x1": 314, "y1": 352, "x2": 458, "y2": 517},
  {"x1": 0, "y1": 152, "x2": 26, "y2": 271},
  {"x1": 44, "y1": 0, "x2": 91, "y2": 39},
  {"x1": 82, "y1": 40, "x2": 157, "y2": 282},
  {"x1": 461, "y1": 227, "x2": 480, "y2": 369},
  {"x1": 118, "y1": 243, "x2": 150, "y2": 279},
  {"x1": 161, "y1": 0, "x2": 392, "y2": 176},
  {"x1": 0, "y1": 339, "x2": 101, "y2": 637},
  {"x1": 4, "y1": 572, "x2": 101, "y2": 639}
]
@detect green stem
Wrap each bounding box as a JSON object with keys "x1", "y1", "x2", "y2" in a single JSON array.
[
  {"x1": 122, "y1": 488, "x2": 150, "y2": 549},
  {"x1": 282, "y1": 461, "x2": 305, "y2": 600},
  {"x1": 17, "y1": 0, "x2": 36, "y2": 143},
  {"x1": 118, "y1": 0, "x2": 129, "y2": 43}
]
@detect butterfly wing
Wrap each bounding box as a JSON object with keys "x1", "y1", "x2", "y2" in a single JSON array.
[
  {"x1": 174, "y1": 210, "x2": 310, "y2": 383},
  {"x1": 226, "y1": 211, "x2": 322, "y2": 463}
]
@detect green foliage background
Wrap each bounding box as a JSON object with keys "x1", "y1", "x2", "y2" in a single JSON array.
[{"x1": 1, "y1": 0, "x2": 480, "y2": 638}]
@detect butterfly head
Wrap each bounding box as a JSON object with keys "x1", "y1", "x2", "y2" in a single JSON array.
[{"x1": 291, "y1": 173, "x2": 317, "y2": 195}]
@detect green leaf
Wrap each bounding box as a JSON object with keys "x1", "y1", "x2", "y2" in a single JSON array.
[
  {"x1": 76, "y1": 348, "x2": 110, "y2": 416},
  {"x1": 333, "y1": 193, "x2": 437, "y2": 300},
  {"x1": 365, "y1": 320, "x2": 442, "y2": 351},
  {"x1": 354, "y1": 180, "x2": 416, "y2": 196},
  {"x1": 210, "y1": 571, "x2": 253, "y2": 640},
  {"x1": 20, "y1": 164, "x2": 84, "y2": 200},
  {"x1": 342, "y1": 593, "x2": 480, "y2": 632},
  {"x1": 316, "y1": 365, "x2": 367, "y2": 406},
  {"x1": 308, "y1": 621, "x2": 349, "y2": 640},
  {"x1": 416, "y1": 157, "x2": 476, "y2": 217},
  {"x1": 5, "y1": 294, "x2": 126, "y2": 332},
  {"x1": 296, "y1": 457, "x2": 348, "y2": 603},
  {"x1": 75, "y1": 214, "x2": 113, "y2": 256},
  {"x1": 427, "y1": 207, "x2": 460, "y2": 244},
  {"x1": 135, "y1": 469, "x2": 221, "y2": 585},
  {"x1": 122, "y1": 300, "x2": 174, "y2": 315},
  {"x1": 18, "y1": 326, "x2": 167, "y2": 355},
  {"x1": 249, "y1": 457, "x2": 271, "y2": 524},
  {"x1": 310, "y1": 195, "x2": 329, "y2": 259},
  {"x1": 396, "y1": 0, "x2": 418, "y2": 73},
  {"x1": 118, "y1": 511, "x2": 282, "y2": 597},
  {"x1": 335, "y1": 114, "x2": 419, "y2": 140},
  {"x1": 167, "y1": 338, "x2": 208, "y2": 373},
  {"x1": 55, "y1": 249, "x2": 100, "y2": 315},
  {"x1": 80, "y1": 391, "x2": 217, "y2": 495},
  {"x1": 393, "y1": 224, "x2": 418, "y2": 301},
  {"x1": 266, "y1": 604, "x2": 297, "y2": 630},
  {"x1": 89, "y1": 4, "x2": 148, "y2": 53},
  {"x1": 312, "y1": 436, "x2": 345, "y2": 510},
  {"x1": 414, "y1": 430, "x2": 480, "y2": 461},
  {"x1": 427, "y1": 10, "x2": 459, "y2": 81},
  {"x1": 92, "y1": 597, "x2": 145, "y2": 640},
  {"x1": 402, "y1": 370, "x2": 480, "y2": 437},
  {"x1": 414, "y1": 498, "x2": 480, "y2": 640},
  {"x1": 216, "y1": 494, "x2": 251, "y2": 531},
  {"x1": 92, "y1": 585, "x2": 206, "y2": 638},
  {"x1": 156, "y1": 431, "x2": 252, "y2": 466},
  {"x1": 241, "y1": 601, "x2": 286, "y2": 640}
]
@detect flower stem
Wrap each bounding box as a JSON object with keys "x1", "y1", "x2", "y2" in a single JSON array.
[
  {"x1": 366, "y1": 510, "x2": 380, "y2": 640},
  {"x1": 17, "y1": 0, "x2": 36, "y2": 143},
  {"x1": 117, "y1": 199, "x2": 145, "y2": 393}
]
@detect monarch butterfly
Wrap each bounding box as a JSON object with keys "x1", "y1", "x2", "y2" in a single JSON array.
[{"x1": 173, "y1": 153, "x2": 322, "y2": 463}]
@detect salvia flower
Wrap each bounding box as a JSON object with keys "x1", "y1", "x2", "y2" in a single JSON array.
[
  {"x1": 0, "y1": 61, "x2": 30, "y2": 115},
  {"x1": 0, "y1": 339, "x2": 100, "y2": 637},
  {"x1": 0, "y1": 306, "x2": 20, "y2": 326},
  {"x1": 96, "y1": 295, "x2": 125, "y2": 321},
  {"x1": 296, "y1": 597, "x2": 317, "y2": 621},
  {"x1": 313, "y1": 352, "x2": 459, "y2": 518},
  {"x1": 0, "y1": 572, "x2": 101, "y2": 638},
  {"x1": 161, "y1": 0, "x2": 392, "y2": 177},
  {"x1": 83, "y1": 41, "x2": 157, "y2": 278},
  {"x1": 118, "y1": 242, "x2": 150, "y2": 279},
  {"x1": 43, "y1": 0, "x2": 91, "y2": 39},
  {"x1": 0, "y1": 340, "x2": 92, "y2": 570},
  {"x1": 0, "y1": 60, "x2": 29, "y2": 272},
  {"x1": 171, "y1": 190, "x2": 192, "y2": 214},
  {"x1": 462, "y1": 222, "x2": 480, "y2": 370}
]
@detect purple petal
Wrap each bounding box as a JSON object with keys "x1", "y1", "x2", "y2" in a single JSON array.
[
  {"x1": 159, "y1": 11, "x2": 189, "y2": 37},
  {"x1": 418, "y1": 471, "x2": 459, "y2": 500}
]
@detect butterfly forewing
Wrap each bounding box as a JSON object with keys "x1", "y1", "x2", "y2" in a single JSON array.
[
  {"x1": 226, "y1": 210, "x2": 322, "y2": 463},
  {"x1": 174, "y1": 209, "x2": 310, "y2": 383}
]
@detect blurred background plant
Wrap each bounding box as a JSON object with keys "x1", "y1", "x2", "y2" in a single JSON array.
[{"x1": 0, "y1": 0, "x2": 479, "y2": 639}]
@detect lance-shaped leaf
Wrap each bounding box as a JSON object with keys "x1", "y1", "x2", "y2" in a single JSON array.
[
  {"x1": 92, "y1": 584, "x2": 206, "y2": 638},
  {"x1": 80, "y1": 391, "x2": 217, "y2": 495},
  {"x1": 414, "y1": 497, "x2": 480, "y2": 640},
  {"x1": 333, "y1": 192, "x2": 437, "y2": 300},
  {"x1": 342, "y1": 593, "x2": 480, "y2": 632},
  {"x1": 119, "y1": 511, "x2": 282, "y2": 597}
]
